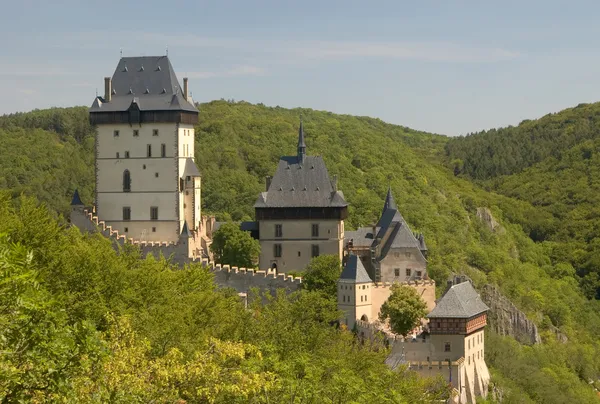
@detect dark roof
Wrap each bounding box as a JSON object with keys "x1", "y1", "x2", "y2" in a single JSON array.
[
  {"x1": 381, "y1": 185, "x2": 397, "y2": 218},
  {"x1": 70, "y1": 189, "x2": 83, "y2": 206},
  {"x1": 182, "y1": 158, "x2": 201, "y2": 177},
  {"x1": 180, "y1": 221, "x2": 191, "y2": 238},
  {"x1": 345, "y1": 227, "x2": 376, "y2": 247},
  {"x1": 240, "y1": 221, "x2": 258, "y2": 231},
  {"x1": 427, "y1": 282, "x2": 489, "y2": 319},
  {"x1": 418, "y1": 233, "x2": 428, "y2": 251},
  {"x1": 90, "y1": 56, "x2": 197, "y2": 113},
  {"x1": 340, "y1": 254, "x2": 372, "y2": 283},
  {"x1": 254, "y1": 155, "x2": 347, "y2": 208}
]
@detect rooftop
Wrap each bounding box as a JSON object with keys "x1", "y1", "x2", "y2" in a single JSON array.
[
  {"x1": 340, "y1": 254, "x2": 373, "y2": 283},
  {"x1": 89, "y1": 56, "x2": 197, "y2": 113},
  {"x1": 427, "y1": 281, "x2": 489, "y2": 319}
]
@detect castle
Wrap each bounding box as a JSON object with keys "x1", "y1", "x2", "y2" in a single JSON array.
[{"x1": 71, "y1": 55, "x2": 490, "y2": 403}]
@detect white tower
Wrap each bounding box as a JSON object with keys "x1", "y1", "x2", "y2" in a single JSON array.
[
  {"x1": 89, "y1": 56, "x2": 200, "y2": 243},
  {"x1": 337, "y1": 254, "x2": 373, "y2": 329}
]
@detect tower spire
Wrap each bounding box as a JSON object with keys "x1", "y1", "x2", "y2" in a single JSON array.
[
  {"x1": 297, "y1": 116, "x2": 306, "y2": 163},
  {"x1": 382, "y1": 185, "x2": 397, "y2": 213}
]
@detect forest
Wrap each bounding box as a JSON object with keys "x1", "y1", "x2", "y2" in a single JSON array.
[{"x1": 1, "y1": 102, "x2": 600, "y2": 402}]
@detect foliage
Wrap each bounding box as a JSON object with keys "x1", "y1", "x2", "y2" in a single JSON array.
[
  {"x1": 210, "y1": 222, "x2": 260, "y2": 267},
  {"x1": 378, "y1": 284, "x2": 428, "y2": 337},
  {"x1": 301, "y1": 254, "x2": 342, "y2": 297},
  {"x1": 0, "y1": 195, "x2": 448, "y2": 402}
]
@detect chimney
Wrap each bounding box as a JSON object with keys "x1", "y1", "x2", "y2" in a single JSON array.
[
  {"x1": 183, "y1": 77, "x2": 189, "y2": 100},
  {"x1": 104, "y1": 77, "x2": 112, "y2": 102},
  {"x1": 332, "y1": 174, "x2": 338, "y2": 191},
  {"x1": 265, "y1": 175, "x2": 272, "y2": 191}
]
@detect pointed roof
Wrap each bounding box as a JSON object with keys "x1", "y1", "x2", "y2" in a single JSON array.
[
  {"x1": 340, "y1": 254, "x2": 372, "y2": 283},
  {"x1": 70, "y1": 189, "x2": 83, "y2": 206},
  {"x1": 427, "y1": 281, "x2": 489, "y2": 319},
  {"x1": 180, "y1": 221, "x2": 191, "y2": 238},
  {"x1": 182, "y1": 158, "x2": 201, "y2": 177},
  {"x1": 297, "y1": 118, "x2": 306, "y2": 162},
  {"x1": 383, "y1": 185, "x2": 397, "y2": 213}
]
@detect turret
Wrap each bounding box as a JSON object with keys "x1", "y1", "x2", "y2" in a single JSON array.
[{"x1": 338, "y1": 254, "x2": 373, "y2": 329}]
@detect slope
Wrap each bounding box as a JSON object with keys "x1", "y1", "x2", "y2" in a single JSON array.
[{"x1": 1, "y1": 101, "x2": 600, "y2": 402}]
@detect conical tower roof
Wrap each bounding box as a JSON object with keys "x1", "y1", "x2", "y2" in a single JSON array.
[
  {"x1": 340, "y1": 254, "x2": 372, "y2": 283},
  {"x1": 70, "y1": 189, "x2": 83, "y2": 206}
]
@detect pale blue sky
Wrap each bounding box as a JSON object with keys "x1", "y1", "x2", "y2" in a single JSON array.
[{"x1": 1, "y1": 0, "x2": 600, "y2": 135}]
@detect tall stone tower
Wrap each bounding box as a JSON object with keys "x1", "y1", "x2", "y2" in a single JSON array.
[
  {"x1": 254, "y1": 120, "x2": 348, "y2": 271},
  {"x1": 338, "y1": 254, "x2": 373, "y2": 329},
  {"x1": 89, "y1": 56, "x2": 200, "y2": 243}
]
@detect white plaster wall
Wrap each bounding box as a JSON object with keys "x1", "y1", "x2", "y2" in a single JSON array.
[
  {"x1": 379, "y1": 247, "x2": 427, "y2": 282},
  {"x1": 337, "y1": 281, "x2": 372, "y2": 328}
]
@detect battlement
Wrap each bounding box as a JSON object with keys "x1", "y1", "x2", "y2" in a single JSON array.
[{"x1": 371, "y1": 279, "x2": 436, "y2": 288}]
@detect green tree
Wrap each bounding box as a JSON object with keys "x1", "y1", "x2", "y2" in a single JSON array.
[
  {"x1": 302, "y1": 255, "x2": 342, "y2": 297},
  {"x1": 210, "y1": 222, "x2": 260, "y2": 267},
  {"x1": 378, "y1": 284, "x2": 428, "y2": 337}
]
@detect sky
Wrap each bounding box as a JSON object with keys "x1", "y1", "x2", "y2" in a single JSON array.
[{"x1": 2, "y1": 0, "x2": 600, "y2": 136}]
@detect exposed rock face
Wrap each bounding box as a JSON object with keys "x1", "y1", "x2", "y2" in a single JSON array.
[
  {"x1": 476, "y1": 207, "x2": 503, "y2": 233},
  {"x1": 480, "y1": 284, "x2": 541, "y2": 345}
]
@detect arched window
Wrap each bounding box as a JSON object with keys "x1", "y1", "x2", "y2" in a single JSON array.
[{"x1": 123, "y1": 170, "x2": 131, "y2": 192}]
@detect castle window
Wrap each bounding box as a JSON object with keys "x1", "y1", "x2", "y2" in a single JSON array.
[
  {"x1": 406, "y1": 268, "x2": 412, "y2": 277},
  {"x1": 312, "y1": 224, "x2": 319, "y2": 238},
  {"x1": 394, "y1": 268, "x2": 400, "y2": 277},
  {"x1": 125, "y1": 151, "x2": 130, "y2": 158},
  {"x1": 186, "y1": 176, "x2": 191, "y2": 182},
  {"x1": 416, "y1": 270, "x2": 422, "y2": 278},
  {"x1": 123, "y1": 170, "x2": 131, "y2": 192},
  {"x1": 468, "y1": 356, "x2": 471, "y2": 365},
  {"x1": 143, "y1": 164, "x2": 146, "y2": 169},
  {"x1": 155, "y1": 172, "x2": 159, "y2": 178},
  {"x1": 298, "y1": 251, "x2": 301, "y2": 257},
  {"x1": 405, "y1": 252, "x2": 411, "y2": 258},
  {"x1": 394, "y1": 252, "x2": 400, "y2": 258},
  {"x1": 444, "y1": 342, "x2": 451, "y2": 352},
  {"x1": 274, "y1": 243, "x2": 282, "y2": 258},
  {"x1": 147, "y1": 144, "x2": 152, "y2": 157},
  {"x1": 153, "y1": 129, "x2": 159, "y2": 136},
  {"x1": 114, "y1": 130, "x2": 119, "y2": 137},
  {"x1": 161, "y1": 143, "x2": 166, "y2": 157},
  {"x1": 275, "y1": 224, "x2": 282, "y2": 238},
  {"x1": 152, "y1": 227, "x2": 156, "y2": 232},
  {"x1": 116, "y1": 152, "x2": 120, "y2": 159},
  {"x1": 468, "y1": 339, "x2": 470, "y2": 349},
  {"x1": 361, "y1": 296, "x2": 363, "y2": 302},
  {"x1": 311, "y1": 244, "x2": 319, "y2": 258},
  {"x1": 133, "y1": 129, "x2": 139, "y2": 137},
  {"x1": 124, "y1": 227, "x2": 128, "y2": 233},
  {"x1": 123, "y1": 206, "x2": 131, "y2": 221},
  {"x1": 150, "y1": 206, "x2": 158, "y2": 220}
]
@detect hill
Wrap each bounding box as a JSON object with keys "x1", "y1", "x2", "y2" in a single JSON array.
[
  {"x1": 445, "y1": 102, "x2": 600, "y2": 300},
  {"x1": 1, "y1": 101, "x2": 600, "y2": 402}
]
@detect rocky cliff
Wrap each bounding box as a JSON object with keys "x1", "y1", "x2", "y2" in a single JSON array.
[{"x1": 480, "y1": 284, "x2": 541, "y2": 345}]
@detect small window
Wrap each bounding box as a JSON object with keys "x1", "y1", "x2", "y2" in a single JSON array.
[
  {"x1": 133, "y1": 129, "x2": 139, "y2": 137},
  {"x1": 186, "y1": 176, "x2": 191, "y2": 181},
  {"x1": 361, "y1": 296, "x2": 363, "y2": 302},
  {"x1": 405, "y1": 252, "x2": 411, "y2": 258},
  {"x1": 312, "y1": 224, "x2": 319, "y2": 238},
  {"x1": 143, "y1": 164, "x2": 146, "y2": 169},
  {"x1": 122, "y1": 206, "x2": 131, "y2": 221},
  {"x1": 153, "y1": 129, "x2": 159, "y2": 136},
  {"x1": 185, "y1": 191, "x2": 189, "y2": 195},
  {"x1": 394, "y1": 252, "x2": 400, "y2": 258},
  {"x1": 444, "y1": 342, "x2": 451, "y2": 352},
  {"x1": 114, "y1": 130, "x2": 119, "y2": 137},
  {"x1": 275, "y1": 224, "x2": 283, "y2": 238},
  {"x1": 274, "y1": 244, "x2": 282, "y2": 258},
  {"x1": 298, "y1": 251, "x2": 301, "y2": 257},
  {"x1": 147, "y1": 144, "x2": 152, "y2": 157},
  {"x1": 152, "y1": 227, "x2": 156, "y2": 232},
  {"x1": 125, "y1": 151, "x2": 130, "y2": 158},
  {"x1": 161, "y1": 143, "x2": 166, "y2": 158},
  {"x1": 124, "y1": 227, "x2": 128, "y2": 233},
  {"x1": 416, "y1": 270, "x2": 422, "y2": 278},
  {"x1": 116, "y1": 152, "x2": 120, "y2": 158},
  {"x1": 406, "y1": 268, "x2": 412, "y2": 277},
  {"x1": 394, "y1": 268, "x2": 400, "y2": 277},
  {"x1": 155, "y1": 172, "x2": 159, "y2": 178},
  {"x1": 311, "y1": 244, "x2": 319, "y2": 258},
  {"x1": 150, "y1": 206, "x2": 158, "y2": 220}
]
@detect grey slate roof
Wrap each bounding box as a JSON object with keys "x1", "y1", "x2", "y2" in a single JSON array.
[
  {"x1": 180, "y1": 221, "x2": 191, "y2": 238},
  {"x1": 182, "y1": 158, "x2": 201, "y2": 177},
  {"x1": 89, "y1": 56, "x2": 197, "y2": 113},
  {"x1": 427, "y1": 281, "x2": 489, "y2": 319},
  {"x1": 381, "y1": 185, "x2": 397, "y2": 218},
  {"x1": 70, "y1": 189, "x2": 83, "y2": 206},
  {"x1": 340, "y1": 254, "x2": 373, "y2": 283},
  {"x1": 345, "y1": 227, "x2": 376, "y2": 247}
]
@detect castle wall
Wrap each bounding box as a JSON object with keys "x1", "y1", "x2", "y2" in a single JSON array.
[
  {"x1": 370, "y1": 281, "x2": 436, "y2": 321},
  {"x1": 258, "y1": 219, "x2": 344, "y2": 271},
  {"x1": 379, "y1": 246, "x2": 427, "y2": 282}
]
